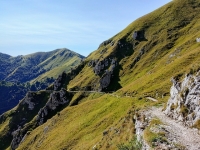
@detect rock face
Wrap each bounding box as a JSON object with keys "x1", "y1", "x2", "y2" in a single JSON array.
[
  {"x1": 11, "y1": 128, "x2": 23, "y2": 150},
  {"x1": 36, "y1": 88, "x2": 70, "y2": 125},
  {"x1": 9, "y1": 70, "x2": 72, "y2": 150},
  {"x1": 53, "y1": 72, "x2": 67, "y2": 91},
  {"x1": 99, "y1": 59, "x2": 116, "y2": 91},
  {"x1": 133, "y1": 31, "x2": 138, "y2": 40},
  {"x1": 99, "y1": 71, "x2": 112, "y2": 91},
  {"x1": 10, "y1": 88, "x2": 70, "y2": 150},
  {"x1": 21, "y1": 92, "x2": 36, "y2": 110},
  {"x1": 132, "y1": 30, "x2": 145, "y2": 41},
  {"x1": 88, "y1": 58, "x2": 117, "y2": 91},
  {"x1": 164, "y1": 71, "x2": 200, "y2": 127},
  {"x1": 134, "y1": 113, "x2": 150, "y2": 150}
]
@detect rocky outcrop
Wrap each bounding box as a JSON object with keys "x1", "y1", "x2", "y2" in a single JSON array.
[
  {"x1": 134, "y1": 113, "x2": 150, "y2": 150},
  {"x1": 21, "y1": 92, "x2": 36, "y2": 110},
  {"x1": 99, "y1": 59, "x2": 117, "y2": 91},
  {"x1": 88, "y1": 58, "x2": 117, "y2": 91},
  {"x1": 36, "y1": 88, "x2": 70, "y2": 125},
  {"x1": 53, "y1": 72, "x2": 67, "y2": 91},
  {"x1": 11, "y1": 127, "x2": 23, "y2": 150},
  {"x1": 133, "y1": 31, "x2": 138, "y2": 40},
  {"x1": 164, "y1": 71, "x2": 200, "y2": 127},
  {"x1": 99, "y1": 71, "x2": 111, "y2": 91},
  {"x1": 10, "y1": 88, "x2": 70, "y2": 150},
  {"x1": 132, "y1": 30, "x2": 146, "y2": 41}
]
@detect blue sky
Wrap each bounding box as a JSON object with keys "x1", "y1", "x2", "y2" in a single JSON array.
[{"x1": 0, "y1": 0, "x2": 171, "y2": 57}]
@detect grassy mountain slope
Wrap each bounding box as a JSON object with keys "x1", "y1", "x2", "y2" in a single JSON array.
[
  {"x1": 1, "y1": 0, "x2": 200, "y2": 149},
  {"x1": 18, "y1": 94, "x2": 151, "y2": 150},
  {"x1": 0, "y1": 48, "x2": 84, "y2": 83},
  {"x1": 68, "y1": 0, "x2": 200, "y2": 96},
  {"x1": 31, "y1": 54, "x2": 83, "y2": 83}
]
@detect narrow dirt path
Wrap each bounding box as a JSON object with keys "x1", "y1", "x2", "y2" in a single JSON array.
[
  {"x1": 146, "y1": 97, "x2": 158, "y2": 102},
  {"x1": 148, "y1": 107, "x2": 200, "y2": 150}
]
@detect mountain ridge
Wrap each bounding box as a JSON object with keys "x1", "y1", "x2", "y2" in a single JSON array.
[{"x1": 0, "y1": 48, "x2": 84, "y2": 83}]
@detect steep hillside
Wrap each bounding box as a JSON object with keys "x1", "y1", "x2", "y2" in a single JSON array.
[
  {"x1": 68, "y1": 0, "x2": 200, "y2": 97},
  {"x1": 1, "y1": 0, "x2": 200, "y2": 149}
]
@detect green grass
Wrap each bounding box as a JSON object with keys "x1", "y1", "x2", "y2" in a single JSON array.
[
  {"x1": 193, "y1": 120, "x2": 200, "y2": 130},
  {"x1": 67, "y1": 0, "x2": 200, "y2": 99},
  {"x1": 143, "y1": 118, "x2": 166, "y2": 148},
  {"x1": 117, "y1": 135, "x2": 142, "y2": 150},
  {"x1": 17, "y1": 94, "x2": 152, "y2": 150},
  {"x1": 31, "y1": 54, "x2": 83, "y2": 84},
  {"x1": 0, "y1": 48, "x2": 84, "y2": 83}
]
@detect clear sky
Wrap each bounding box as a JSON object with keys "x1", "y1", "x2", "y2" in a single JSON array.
[{"x1": 0, "y1": 0, "x2": 171, "y2": 57}]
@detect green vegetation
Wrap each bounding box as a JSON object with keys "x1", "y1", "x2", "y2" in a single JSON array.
[
  {"x1": 68, "y1": 0, "x2": 200, "y2": 98},
  {"x1": 0, "y1": 48, "x2": 84, "y2": 114},
  {"x1": 180, "y1": 105, "x2": 189, "y2": 117},
  {"x1": 117, "y1": 136, "x2": 142, "y2": 150},
  {"x1": 193, "y1": 120, "x2": 200, "y2": 130},
  {"x1": 1, "y1": 0, "x2": 200, "y2": 149},
  {"x1": 0, "y1": 81, "x2": 27, "y2": 114},
  {"x1": 143, "y1": 118, "x2": 167, "y2": 147},
  {"x1": 0, "y1": 48, "x2": 84, "y2": 83},
  {"x1": 17, "y1": 95, "x2": 138, "y2": 150},
  {"x1": 0, "y1": 91, "x2": 50, "y2": 150}
]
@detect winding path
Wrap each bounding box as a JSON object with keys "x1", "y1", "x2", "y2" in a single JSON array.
[{"x1": 148, "y1": 107, "x2": 200, "y2": 150}]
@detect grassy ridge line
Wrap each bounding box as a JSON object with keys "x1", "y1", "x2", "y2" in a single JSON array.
[
  {"x1": 31, "y1": 55, "x2": 83, "y2": 83},
  {"x1": 0, "y1": 48, "x2": 84, "y2": 83}
]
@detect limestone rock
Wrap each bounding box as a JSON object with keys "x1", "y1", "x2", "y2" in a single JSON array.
[
  {"x1": 99, "y1": 58, "x2": 117, "y2": 91},
  {"x1": 99, "y1": 71, "x2": 111, "y2": 91},
  {"x1": 133, "y1": 31, "x2": 138, "y2": 40},
  {"x1": 53, "y1": 72, "x2": 67, "y2": 91},
  {"x1": 21, "y1": 92, "x2": 35, "y2": 110},
  {"x1": 88, "y1": 58, "x2": 117, "y2": 91},
  {"x1": 164, "y1": 71, "x2": 200, "y2": 127},
  {"x1": 134, "y1": 113, "x2": 150, "y2": 150},
  {"x1": 36, "y1": 88, "x2": 69, "y2": 125},
  {"x1": 11, "y1": 128, "x2": 23, "y2": 150}
]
